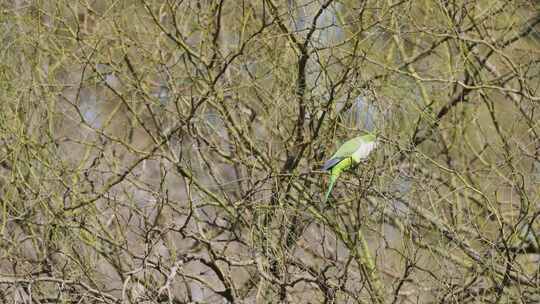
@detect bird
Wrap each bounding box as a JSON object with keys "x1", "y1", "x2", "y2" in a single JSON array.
[{"x1": 322, "y1": 133, "x2": 378, "y2": 203}]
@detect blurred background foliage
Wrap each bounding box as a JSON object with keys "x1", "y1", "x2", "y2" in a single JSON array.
[{"x1": 0, "y1": 0, "x2": 539, "y2": 303}]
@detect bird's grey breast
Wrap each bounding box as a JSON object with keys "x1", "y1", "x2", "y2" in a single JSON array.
[{"x1": 352, "y1": 141, "x2": 377, "y2": 160}]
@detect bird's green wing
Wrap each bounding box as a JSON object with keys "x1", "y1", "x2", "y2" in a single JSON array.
[
  {"x1": 332, "y1": 134, "x2": 375, "y2": 158},
  {"x1": 322, "y1": 133, "x2": 376, "y2": 171},
  {"x1": 331, "y1": 137, "x2": 362, "y2": 158}
]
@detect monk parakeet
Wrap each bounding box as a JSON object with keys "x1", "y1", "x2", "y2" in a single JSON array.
[{"x1": 322, "y1": 133, "x2": 378, "y2": 203}]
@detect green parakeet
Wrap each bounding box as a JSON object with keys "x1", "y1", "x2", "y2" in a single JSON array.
[{"x1": 322, "y1": 133, "x2": 378, "y2": 203}]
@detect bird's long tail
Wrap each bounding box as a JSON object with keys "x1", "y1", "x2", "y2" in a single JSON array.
[{"x1": 323, "y1": 174, "x2": 338, "y2": 204}]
